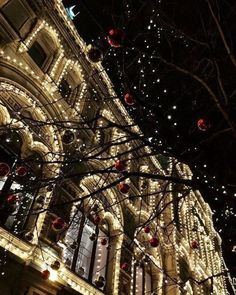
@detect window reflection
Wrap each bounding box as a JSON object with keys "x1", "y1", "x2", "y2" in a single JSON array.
[
  {"x1": 134, "y1": 263, "x2": 153, "y2": 295},
  {"x1": 63, "y1": 211, "x2": 109, "y2": 289}
]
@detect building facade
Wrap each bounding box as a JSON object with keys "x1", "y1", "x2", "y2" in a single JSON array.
[{"x1": 0, "y1": 1, "x2": 230, "y2": 294}]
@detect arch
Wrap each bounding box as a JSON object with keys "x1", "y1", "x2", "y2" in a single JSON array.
[
  {"x1": 60, "y1": 60, "x2": 87, "y2": 106},
  {"x1": 18, "y1": 19, "x2": 62, "y2": 74},
  {"x1": 36, "y1": 24, "x2": 61, "y2": 50},
  {"x1": 0, "y1": 82, "x2": 62, "y2": 178},
  {"x1": 19, "y1": 19, "x2": 61, "y2": 53},
  {"x1": 78, "y1": 175, "x2": 124, "y2": 294},
  {"x1": 80, "y1": 174, "x2": 124, "y2": 230}
]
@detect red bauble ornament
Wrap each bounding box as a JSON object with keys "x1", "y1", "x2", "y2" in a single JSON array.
[
  {"x1": 121, "y1": 262, "x2": 129, "y2": 271},
  {"x1": 87, "y1": 47, "x2": 103, "y2": 63},
  {"x1": 15, "y1": 165, "x2": 28, "y2": 177},
  {"x1": 0, "y1": 162, "x2": 10, "y2": 177},
  {"x1": 101, "y1": 238, "x2": 107, "y2": 246},
  {"x1": 191, "y1": 240, "x2": 199, "y2": 249},
  {"x1": 197, "y1": 118, "x2": 210, "y2": 132},
  {"x1": 107, "y1": 29, "x2": 124, "y2": 48},
  {"x1": 52, "y1": 217, "x2": 65, "y2": 231},
  {"x1": 93, "y1": 215, "x2": 101, "y2": 225},
  {"x1": 6, "y1": 194, "x2": 17, "y2": 205},
  {"x1": 114, "y1": 160, "x2": 126, "y2": 172},
  {"x1": 144, "y1": 225, "x2": 151, "y2": 233},
  {"x1": 118, "y1": 183, "x2": 130, "y2": 194},
  {"x1": 124, "y1": 93, "x2": 135, "y2": 106},
  {"x1": 149, "y1": 237, "x2": 159, "y2": 247},
  {"x1": 42, "y1": 269, "x2": 50, "y2": 280}
]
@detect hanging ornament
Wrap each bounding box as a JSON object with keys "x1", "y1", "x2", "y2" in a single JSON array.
[
  {"x1": 51, "y1": 260, "x2": 60, "y2": 270},
  {"x1": 87, "y1": 46, "x2": 103, "y2": 63},
  {"x1": 118, "y1": 183, "x2": 130, "y2": 194},
  {"x1": 94, "y1": 275, "x2": 105, "y2": 288},
  {"x1": 191, "y1": 240, "x2": 199, "y2": 249},
  {"x1": 144, "y1": 225, "x2": 151, "y2": 233},
  {"x1": 114, "y1": 160, "x2": 126, "y2": 172},
  {"x1": 89, "y1": 233, "x2": 97, "y2": 241},
  {"x1": 101, "y1": 238, "x2": 107, "y2": 246},
  {"x1": 70, "y1": 241, "x2": 78, "y2": 249},
  {"x1": 24, "y1": 231, "x2": 34, "y2": 242},
  {"x1": 0, "y1": 162, "x2": 10, "y2": 177},
  {"x1": 52, "y1": 217, "x2": 65, "y2": 231},
  {"x1": 93, "y1": 215, "x2": 101, "y2": 225},
  {"x1": 62, "y1": 130, "x2": 75, "y2": 145},
  {"x1": 121, "y1": 262, "x2": 129, "y2": 271},
  {"x1": 78, "y1": 266, "x2": 85, "y2": 276},
  {"x1": 197, "y1": 118, "x2": 210, "y2": 132},
  {"x1": 107, "y1": 28, "x2": 124, "y2": 48},
  {"x1": 149, "y1": 236, "x2": 159, "y2": 247},
  {"x1": 6, "y1": 194, "x2": 17, "y2": 205},
  {"x1": 42, "y1": 269, "x2": 50, "y2": 280},
  {"x1": 124, "y1": 93, "x2": 135, "y2": 106},
  {"x1": 15, "y1": 165, "x2": 28, "y2": 177},
  {"x1": 134, "y1": 260, "x2": 142, "y2": 267}
]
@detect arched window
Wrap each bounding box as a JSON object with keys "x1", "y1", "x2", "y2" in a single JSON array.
[
  {"x1": 27, "y1": 28, "x2": 59, "y2": 72},
  {"x1": 59, "y1": 78, "x2": 72, "y2": 101},
  {"x1": 133, "y1": 262, "x2": 153, "y2": 294},
  {"x1": 0, "y1": 142, "x2": 40, "y2": 235},
  {"x1": 28, "y1": 41, "x2": 47, "y2": 69},
  {"x1": 62, "y1": 211, "x2": 109, "y2": 290}
]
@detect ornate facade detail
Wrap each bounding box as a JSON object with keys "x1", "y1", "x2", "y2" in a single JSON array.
[{"x1": 0, "y1": 1, "x2": 230, "y2": 295}]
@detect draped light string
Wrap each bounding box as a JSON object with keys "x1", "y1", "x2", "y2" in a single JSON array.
[{"x1": 0, "y1": 0, "x2": 230, "y2": 294}]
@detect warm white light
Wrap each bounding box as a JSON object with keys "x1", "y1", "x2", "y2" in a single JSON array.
[{"x1": 49, "y1": 269, "x2": 58, "y2": 281}]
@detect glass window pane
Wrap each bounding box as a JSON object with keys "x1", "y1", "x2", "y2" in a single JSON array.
[
  {"x1": 28, "y1": 41, "x2": 47, "y2": 69},
  {"x1": 145, "y1": 272, "x2": 152, "y2": 294},
  {"x1": 63, "y1": 211, "x2": 82, "y2": 268},
  {"x1": 92, "y1": 229, "x2": 108, "y2": 287},
  {"x1": 135, "y1": 266, "x2": 143, "y2": 295},
  {"x1": 0, "y1": 177, "x2": 7, "y2": 190},
  {"x1": 4, "y1": 182, "x2": 34, "y2": 233},
  {"x1": 59, "y1": 78, "x2": 71, "y2": 100},
  {"x1": 4, "y1": 181, "x2": 21, "y2": 229},
  {"x1": 76, "y1": 219, "x2": 96, "y2": 279}
]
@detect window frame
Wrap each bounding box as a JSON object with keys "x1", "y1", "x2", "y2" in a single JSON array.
[
  {"x1": 28, "y1": 41, "x2": 48, "y2": 70},
  {"x1": 63, "y1": 209, "x2": 110, "y2": 290},
  {"x1": 133, "y1": 263, "x2": 153, "y2": 295},
  {"x1": 28, "y1": 39, "x2": 54, "y2": 72},
  {"x1": 1, "y1": 0, "x2": 35, "y2": 39},
  {"x1": 27, "y1": 286, "x2": 54, "y2": 295},
  {"x1": 1, "y1": 0, "x2": 29, "y2": 31},
  {"x1": 0, "y1": 144, "x2": 39, "y2": 235},
  {"x1": 58, "y1": 78, "x2": 72, "y2": 102}
]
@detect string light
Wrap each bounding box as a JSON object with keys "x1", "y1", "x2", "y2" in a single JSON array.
[{"x1": 0, "y1": 1, "x2": 232, "y2": 295}]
